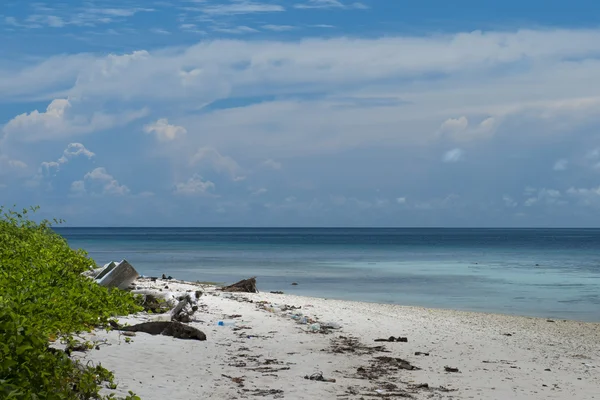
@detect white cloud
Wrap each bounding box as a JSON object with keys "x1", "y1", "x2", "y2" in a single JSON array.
[
  {"x1": 6, "y1": 7, "x2": 154, "y2": 29},
  {"x1": 87, "y1": 8, "x2": 154, "y2": 17},
  {"x1": 294, "y1": 0, "x2": 368, "y2": 9},
  {"x1": 442, "y1": 148, "x2": 464, "y2": 162},
  {"x1": 191, "y1": 147, "x2": 243, "y2": 179},
  {"x1": 144, "y1": 118, "x2": 187, "y2": 141},
  {"x1": 262, "y1": 25, "x2": 295, "y2": 32},
  {"x1": 438, "y1": 116, "x2": 496, "y2": 142},
  {"x1": 2, "y1": 99, "x2": 147, "y2": 142},
  {"x1": 566, "y1": 186, "x2": 600, "y2": 207},
  {"x1": 439, "y1": 116, "x2": 469, "y2": 134},
  {"x1": 200, "y1": 2, "x2": 284, "y2": 15},
  {"x1": 174, "y1": 174, "x2": 215, "y2": 195},
  {"x1": 396, "y1": 197, "x2": 407, "y2": 204},
  {"x1": 213, "y1": 26, "x2": 258, "y2": 34},
  {"x1": 553, "y1": 159, "x2": 568, "y2": 171},
  {"x1": 32, "y1": 143, "x2": 95, "y2": 184},
  {"x1": 83, "y1": 167, "x2": 130, "y2": 196},
  {"x1": 70, "y1": 180, "x2": 86, "y2": 195},
  {"x1": 58, "y1": 143, "x2": 95, "y2": 163},
  {"x1": 523, "y1": 188, "x2": 562, "y2": 207},
  {"x1": 262, "y1": 159, "x2": 282, "y2": 170},
  {"x1": 3, "y1": 28, "x2": 600, "y2": 164}
]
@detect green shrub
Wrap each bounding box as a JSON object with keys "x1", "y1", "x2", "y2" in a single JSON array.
[{"x1": 0, "y1": 206, "x2": 142, "y2": 399}]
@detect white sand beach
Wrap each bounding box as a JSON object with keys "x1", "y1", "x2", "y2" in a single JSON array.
[{"x1": 78, "y1": 278, "x2": 600, "y2": 400}]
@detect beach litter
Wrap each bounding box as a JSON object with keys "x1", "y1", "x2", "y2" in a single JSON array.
[
  {"x1": 444, "y1": 366, "x2": 460, "y2": 373},
  {"x1": 95, "y1": 260, "x2": 140, "y2": 290},
  {"x1": 329, "y1": 336, "x2": 389, "y2": 355},
  {"x1": 375, "y1": 336, "x2": 408, "y2": 342},
  {"x1": 304, "y1": 371, "x2": 336, "y2": 383}
]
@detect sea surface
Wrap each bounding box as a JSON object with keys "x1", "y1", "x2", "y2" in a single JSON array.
[{"x1": 55, "y1": 228, "x2": 600, "y2": 322}]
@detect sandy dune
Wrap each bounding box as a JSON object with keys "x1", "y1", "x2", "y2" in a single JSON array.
[{"x1": 78, "y1": 278, "x2": 600, "y2": 399}]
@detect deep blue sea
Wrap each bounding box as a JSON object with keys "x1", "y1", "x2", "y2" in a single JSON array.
[{"x1": 55, "y1": 228, "x2": 600, "y2": 322}]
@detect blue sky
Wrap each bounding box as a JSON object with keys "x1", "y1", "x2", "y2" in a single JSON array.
[{"x1": 2, "y1": 1, "x2": 600, "y2": 227}]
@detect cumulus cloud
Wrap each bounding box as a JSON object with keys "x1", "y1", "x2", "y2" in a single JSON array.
[
  {"x1": 143, "y1": 118, "x2": 187, "y2": 141},
  {"x1": 1, "y1": 99, "x2": 148, "y2": 142},
  {"x1": 442, "y1": 148, "x2": 464, "y2": 162},
  {"x1": 566, "y1": 186, "x2": 600, "y2": 206},
  {"x1": 191, "y1": 147, "x2": 244, "y2": 180},
  {"x1": 81, "y1": 167, "x2": 130, "y2": 196},
  {"x1": 174, "y1": 174, "x2": 215, "y2": 195},
  {"x1": 58, "y1": 143, "x2": 95, "y2": 163},
  {"x1": 438, "y1": 116, "x2": 496, "y2": 142},
  {"x1": 523, "y1": 188, "x2": 563, "y2": 207},
  {"x1": 36, "y1": 143, "x2": 95, "y2": 178},
  {"x1": 261, "y1": 159, "x2": 282, "y2": 170}
]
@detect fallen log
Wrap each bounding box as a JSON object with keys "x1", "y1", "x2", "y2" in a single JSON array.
[
  {"x1": 221, "y1": 277, "x2": 258, "y2": 293},
  {"x1": 119, "y1": 321, "x2": 206, "y2": 341}
]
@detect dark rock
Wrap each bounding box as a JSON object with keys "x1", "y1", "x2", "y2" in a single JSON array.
[
  {"x1": 120, "y1": 321, "x2": 206, "y2": 341},
  {"x1": 444, "y1": 366, "x2": 460, "y2": 373},
  {"x1": 291, "y1": 282, "x2": 298, "y2": 286},
  {"x1": 222, "y1": 277, "x2": 258, "y2": 293}
]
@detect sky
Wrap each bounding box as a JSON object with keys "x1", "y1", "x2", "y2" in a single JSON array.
[{"x1": 2, "y1": 1, "x2": 600, "y2": 227}]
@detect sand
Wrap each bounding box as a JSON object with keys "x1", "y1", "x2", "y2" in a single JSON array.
[{"x1": 77, "y1": 278, "x2": 600, "y2": 400}]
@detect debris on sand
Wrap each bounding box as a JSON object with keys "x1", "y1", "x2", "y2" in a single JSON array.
[
  {"x1": 374, "y1": 336, "x2": 408, "y2": 342},
  {"x1": 222, "y1": 277, "x2": 259, "y2": 293},
  {"x1": 375, "y1": 356, "x2": 420, "y2": 371},
  {"x1": 96, "y1": 260, "x2": 140, "y2": 290},
  {"x1": 328, "y1": 335, "x2": 389, "y2": 355},
  {"x1": 444, "y1": 366, "x2": 460, "y2": 373},
  {"x1": 304, "y1": 371, "x2": 336, "y2": 383},
  {"x1": 222, "y1": 374, "x2": 245, "y2": 387},
  {"x1": 117, "y1": 321, "x2": 207, "y2": 341}
]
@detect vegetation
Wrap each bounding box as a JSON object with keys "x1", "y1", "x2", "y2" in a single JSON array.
[{"x1": 0, "y1": 206, "x2": 142, "y2": 399}]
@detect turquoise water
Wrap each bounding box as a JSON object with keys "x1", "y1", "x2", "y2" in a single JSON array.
[{"x1": 56, "y1": 228, "x2": 600, "y2": 321}]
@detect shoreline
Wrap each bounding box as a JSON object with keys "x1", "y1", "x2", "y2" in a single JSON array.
[
  {"x1": 81, "y1": 277, "x2": 600, "y2": 399},
  {"x1": 161, "y1": 277, "x2": 600, "y2": 324}
]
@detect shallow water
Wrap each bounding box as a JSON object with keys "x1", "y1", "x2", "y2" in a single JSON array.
[{"x1": 56, "y1": 228, "x2": 600, "y2": 321}]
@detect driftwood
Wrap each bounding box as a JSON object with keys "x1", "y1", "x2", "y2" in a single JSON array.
[
  {"x1": 170, "y1": 294, "x2": 198, "y2": 322},
  {"x1": 221, "y1": 277, "x2": 258, "y2": 293},
  {"x1": 119, "y1": 321, "x2": 206, "y2": 341}
]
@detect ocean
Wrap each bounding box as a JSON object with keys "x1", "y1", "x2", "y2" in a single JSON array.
[{"x1": 56, "y1": 228, "x2": 600, "y2": 322}]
